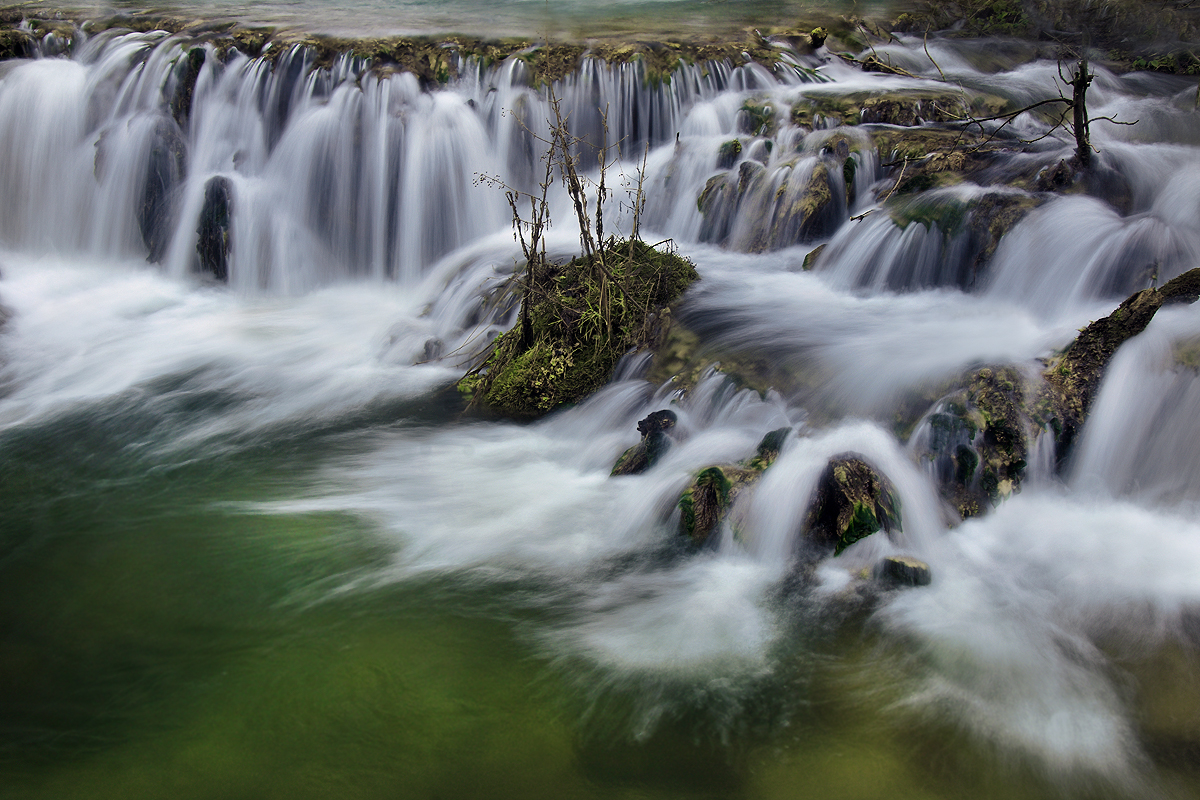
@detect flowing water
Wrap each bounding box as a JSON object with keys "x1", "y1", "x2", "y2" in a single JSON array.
[{"x1": 3, "y1": 12, "x2": 1200, "y2": 800}]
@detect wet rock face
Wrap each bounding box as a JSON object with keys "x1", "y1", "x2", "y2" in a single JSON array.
[
  {"x1": 802, "y1": 454, "x2": 902, "y2": 555},
  {"x1": 611, "y1": 409, "x2": 678, "y2": 476},
  {"x1": 139, "y1": 118, "x2": 187, "y2": 264},
  {"x1": 196, "y1": 176, "x2": 233, "y2": 281}
]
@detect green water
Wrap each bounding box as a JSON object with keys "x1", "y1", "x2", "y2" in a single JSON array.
[{"x1": 3, "y1": 418, "x2": 1196, "y2": 800}]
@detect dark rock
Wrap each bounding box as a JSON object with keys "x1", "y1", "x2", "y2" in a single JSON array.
[
  {"x1": 914, "y1": 366, "x2": 1039, "y2": 520},
  {"x1": 169, "y1": 47, "x2": 206, "y2": 129},
  {"x1": 874, "y1": 555, "x2": 932, "y2": 587},
  {"x1": 802, "y1": 454, "x2": 902, "y2": 555},
  {"x1": 679, "y1": 465, "x2": 738, "y2": 545},
  {"x1": 1037, "y1": 159, "x2": 1075, "y2": 192},
  {"x1": 139, "y1": 118, "x2": 187, "y2": 264},
  {"x1": 196, "y1": 176, "x2": 233, "y2": 282},
  {"x1": 611, "y1": 409, "x2": 678, "y2": 476}
]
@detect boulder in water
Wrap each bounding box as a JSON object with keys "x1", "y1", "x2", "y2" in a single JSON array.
[
  {"x1": 196, "y1": 176, "x2": 233, "y2": 282},
  {"x1": 873, "y1": 555, "x2": 932, "y2": 586},
  {"x1": 0, "y1": 28, "x2": 34, "y2": 60},
  {"x1": 611, "y1": 409, "x2": 678, "y2": 476},
  {"x1": 170, "y1": 47, "x2": 206, "y2": 128},
  {"x1": 716, "y1": 139, "x2": 742, "y2": 170},
  {"x1": 802, "y1": 454, "x2": 901, "y2": 555}
]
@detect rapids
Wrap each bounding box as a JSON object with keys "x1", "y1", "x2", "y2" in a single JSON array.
[{"x1": 2, "y1": 16, "x2": 1200, "y2": 800}]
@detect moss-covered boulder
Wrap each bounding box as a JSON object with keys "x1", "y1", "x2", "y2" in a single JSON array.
[
  {"x1": 611, "y1": 409, "x2": 678, "y2": 476},
  {"x1": 716, "y1": 139, "x2": 743, "y2": 170},
  {"x1": 458, "y1": 239, "x2": 699, "y2": 419},
  {"x1": 915, "y1": 365, "x2": 1044, "y2": 518},
  {"x1": 801, "y1": 454, "x2": 902, "y2": 555},
  {"x1": 678, "y1": 428, "x2": 792, "y2": 545},
  {"x1": 0, "y1": 28, "x2": 34, "y2": 60},
  {"x1": 697, "y1": 157, "x2": 843, "y2": 251}
]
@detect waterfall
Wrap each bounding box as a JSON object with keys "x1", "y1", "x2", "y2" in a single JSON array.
[{"x1": 4, "y1": 18, "x2": 1200, "y2": 800}]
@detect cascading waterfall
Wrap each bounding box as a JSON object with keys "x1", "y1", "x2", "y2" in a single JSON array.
[{"x1": 4, "y1": 18, "x2": 1200, "y2": 800}]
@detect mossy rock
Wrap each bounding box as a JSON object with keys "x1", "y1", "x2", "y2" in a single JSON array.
[
  {"x1": 716, "y1": 139, "x2": 743, "y2": 170},
  {"x1": 802, "y1": 454, "x2": 902, "y2": 555},
  {"x1": 739, "y1": 98, "x2": 778, "y2": 137},
  {"x1": 459, "y1": 239, "x2": 699, "y2": 419},
  {"x1": 0, "y1": 28, "x2": 34, "y2": 60},
  {"x1": 677, "y1": 428, "x2": 793, "y2": 544}
]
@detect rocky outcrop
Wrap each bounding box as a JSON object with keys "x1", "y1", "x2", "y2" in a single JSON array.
[
  {"x1": 196, "y1": 176, "x2": 233, "y2": 281},
  {"x1": 912, "y1": 268, "x2": 1200, "y2": 521},
  {"x1": 801, "y1": 454, "x2": 902, "y2": 555},
  {"x1": 677, "y1": 428, "x2": 791, "y2": 544},
  {"x1": 169, "y1": 47, "x2": 206, "y2": 128},
  {"x1": 611, "y1": 410, "x2": 678, "y2": 476},
  {"x1": 914, "y1": 365, "x2": 1042, "y2": 518}
]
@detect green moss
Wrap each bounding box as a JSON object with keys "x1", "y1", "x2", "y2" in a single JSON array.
[
  {"x1": 888, "y1": 195, "x2": 969, "y2": 235},
  {"x1": 459, "y1": 239, "x2": 699, "y2": 419},
  {"x1": 740, "y1": 98, "x2": 777, "y2": 137},
  {"x1": 717, "y1": 139, "x2": 743, "y2": 169},
  {"x1": 837, "y1": 502, "x2": 881, "y2": 555}
]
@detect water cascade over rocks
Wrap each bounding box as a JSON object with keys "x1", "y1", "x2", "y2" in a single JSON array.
[{"x1": 4, "y1": 13, "x2": 1200, "y2": 800}]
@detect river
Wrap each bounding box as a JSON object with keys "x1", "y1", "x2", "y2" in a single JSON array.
[{"x1": 1, "y1": 6, "x2": 1200, "y2": 800}]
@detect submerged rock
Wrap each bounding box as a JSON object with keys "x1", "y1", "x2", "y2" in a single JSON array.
[
  {"x1": 801, "y1": 454, "x2": 901, "y2": 555},
  {"x1": 196, "y1": 176, "x2": 233, "y2": 282},
  {"x1": 611, "y1": 409, "x2": 678, "y2": 476}
]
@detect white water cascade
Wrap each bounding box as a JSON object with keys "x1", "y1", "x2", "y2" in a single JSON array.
[{"x1": 4, "y1": 22, "x2": 1200, "y2": 800}]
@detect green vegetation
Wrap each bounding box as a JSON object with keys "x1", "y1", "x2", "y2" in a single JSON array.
[{"x1": 458, "y1": 239, "x2": 698, "y2": 418}]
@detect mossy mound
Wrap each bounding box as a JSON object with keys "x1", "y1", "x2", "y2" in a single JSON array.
[
  {"x1": 458, "y1": 239, "x2": 698, "y2": 419},
  {"x1": 802, "y1": 454, "x2": 902, "y2": 555}
]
